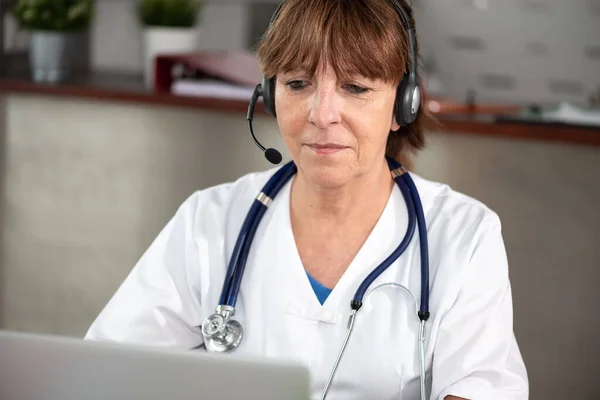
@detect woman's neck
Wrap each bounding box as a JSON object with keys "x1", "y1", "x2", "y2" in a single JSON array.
[{"x1": 290, "y1": 159, "x2": 394, "y2": 229}]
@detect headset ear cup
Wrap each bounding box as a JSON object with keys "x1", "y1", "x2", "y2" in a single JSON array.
[
  {"x1": 396, "y1": 73, "x2": 420, "y2": 128},
  {"x1": 395, "y1": 75, "x2": 409, "y2": 127},
  {"x1": 261, "y1": 76, "x2": 277, "y2": 117},
  {"x1": 404, "y1": 75, "x2": 420, "y2": 125}
]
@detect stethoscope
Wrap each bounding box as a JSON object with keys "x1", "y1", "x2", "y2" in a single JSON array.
[{"x1": 200, "y1": 156, "x2": 431, "y2": 400}]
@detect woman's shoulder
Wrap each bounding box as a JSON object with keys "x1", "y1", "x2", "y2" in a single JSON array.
[
  {"x1": 409, "y1": 172, "x2": 511, "y2": 298},
  {"x1": 174, "y1": 166, "x2": 282, "y2": 225},
  {"x1": 409, "y1": 171, "x2": 501, "y2": 229},
  {"x1": 408, "y1": 172, "x2": 504, "y2": 264},
  {"x1": 194, "y1": 167, "x2": 279, "y2": 200}
]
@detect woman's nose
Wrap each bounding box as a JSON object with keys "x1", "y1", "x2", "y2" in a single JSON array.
[{"x1": 308, "y1": 87, "x2": 342, "y2": 128}]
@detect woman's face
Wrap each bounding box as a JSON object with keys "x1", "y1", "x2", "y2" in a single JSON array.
[{"x1": 275, "y1": 62, "x2": 401, "y2": 189}]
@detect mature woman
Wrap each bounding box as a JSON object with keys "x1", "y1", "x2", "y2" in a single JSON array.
[{"x1": 86, "y1": 0, "x2": 529, "y2": 398}]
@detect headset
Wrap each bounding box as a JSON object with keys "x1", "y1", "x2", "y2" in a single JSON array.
[{"x1": 247, "y1": 0, "x2": 421, "y2": 165}]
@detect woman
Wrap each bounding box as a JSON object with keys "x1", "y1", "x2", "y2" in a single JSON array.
[{"x1": 86, "y1": 0, "x2": 529, "y2": 398}]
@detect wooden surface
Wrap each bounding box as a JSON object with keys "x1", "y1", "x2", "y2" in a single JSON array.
[
  {"x1": 0, "y1": 70, "x2": 598, "y2": 147},
  {"x1": 438, "y1": 117, "x2": 600, "y2": 146},
  {"x1": 0, "y1": 70, "x2": 263, "y2": 114}
]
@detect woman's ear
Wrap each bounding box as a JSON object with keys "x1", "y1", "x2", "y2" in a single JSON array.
[{"x1": 391, "y1": 113, "x2": 401, "y2": 132}]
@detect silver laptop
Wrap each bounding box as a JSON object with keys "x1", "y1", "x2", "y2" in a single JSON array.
[{"x1": 0, "y1": 330, "x2": 310, "y2": 400}]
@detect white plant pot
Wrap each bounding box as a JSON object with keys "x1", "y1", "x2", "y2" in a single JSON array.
[{"x1": 143, "y1": 27, "x2": 198, "y2": 89}]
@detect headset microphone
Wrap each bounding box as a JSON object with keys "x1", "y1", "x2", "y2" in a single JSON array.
[{"x1": 247, "y1": 84, "x2": 283, "y2": 165}]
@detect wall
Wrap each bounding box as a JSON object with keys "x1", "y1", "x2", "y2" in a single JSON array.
[
  {"x1": 0, "y1": 93, "x2": 599, "y2": 399},
  {"x1": 0, "y1": 0, "x2": 260, "y2": 73},
  {"x1": 3, "y1": 0, "x2": 599, "y2": 104},
  {"x1": 89, "y1": 0, "x2": 600, "y2": 104},
  {"x1": 0, "y1": 94, "x2": 286, "y2": 336},
  {"x1": 413, "y1": 0, "x2": 600, "y2": 104},
  {"x1": 90, "y1": 0, "x2": 255, "y2": 72},
  {"x1": 414, "y1": 132, "x2": 600, "y2": 399}
]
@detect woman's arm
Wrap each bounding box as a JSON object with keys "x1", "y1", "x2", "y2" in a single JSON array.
[
  {"x1": 85, "y1": 192, "x2": 204, "y2": 348},
  {"x1": 430, "y1": 216, "x2": 529, "y2": 400}
]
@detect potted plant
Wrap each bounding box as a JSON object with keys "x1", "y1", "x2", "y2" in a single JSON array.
[
  {"x1": 138, "y1": 0, "x2": 203, "y2": 89},
  {"x1": 12, "y1": 0, "x2": 94, "y2": 83}
]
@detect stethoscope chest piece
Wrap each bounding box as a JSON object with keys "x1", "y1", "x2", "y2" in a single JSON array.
[{"x1": 201, "y1": 305, "x2": 244, "y2": 353}]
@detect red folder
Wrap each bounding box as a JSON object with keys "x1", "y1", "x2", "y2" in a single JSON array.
[{"x1": 153, "y1": 50, "x2": 263, "y2": 92}]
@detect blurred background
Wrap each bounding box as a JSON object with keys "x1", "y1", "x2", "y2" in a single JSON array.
[{"x1": 0, "y1": 0, "x2": 598, "y2": 399}]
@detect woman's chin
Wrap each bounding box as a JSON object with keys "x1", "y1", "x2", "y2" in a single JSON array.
[{"x1": 298, "y1": 157, "x2": 356, "y2": 189}]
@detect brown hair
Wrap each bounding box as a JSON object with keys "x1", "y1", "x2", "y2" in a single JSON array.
[{"x1": 255, "y1": 0, "x2": 438, "y2": 167}]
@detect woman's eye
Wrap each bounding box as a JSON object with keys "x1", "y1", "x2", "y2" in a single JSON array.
[
  {"x1": 344, "y1": 84, "x2": 369, "y2": 95},
  {"x1": 286, "y1": 80, "x2": 307, "y2": 91}
]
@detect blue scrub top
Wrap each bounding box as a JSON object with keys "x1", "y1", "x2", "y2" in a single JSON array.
[{"x1": 306, "y1": 271, "x2": 333, "y2": 305}]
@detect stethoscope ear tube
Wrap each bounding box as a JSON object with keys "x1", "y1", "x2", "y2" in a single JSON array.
[
  {"x1": 401, "y1": 172, "x2": 430, "y2": 321},
  {"x1": 351, "y1": 158, "x2": 430, "y2": 320},
  {"x1": 351, "y1": 158, "x2": 417, "y2": 309}
]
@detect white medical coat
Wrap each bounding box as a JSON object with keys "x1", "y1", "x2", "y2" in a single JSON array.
[{"x1": 86, "y1": 167, "x2": 529, "y2": 399}]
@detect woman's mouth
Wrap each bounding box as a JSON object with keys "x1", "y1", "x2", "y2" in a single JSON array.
[{"x1": 306, "y1": 143, "x2": 348, "y2": 155}]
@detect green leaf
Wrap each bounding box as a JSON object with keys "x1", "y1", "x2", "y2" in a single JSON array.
[
  {"x1": 138, "y1": 0, "x2": 203, "y2": 28},
  {"x1": 12, "y1": 0, "x2": 95, "y2": 32}
]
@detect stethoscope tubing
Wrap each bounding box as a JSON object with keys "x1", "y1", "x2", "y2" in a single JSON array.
[
  {"x1": 351, "y1": 159, "x2": 417, "y2": 307},
  {"x1": 220, "y1": 162, "x2": 298, "y2": 306},
  {"x1": 352, "y1": 158, "x2": 429, "y2": 317},
  {"x1": 401, "y1": 169, "x2": 430, "y2": 319},
  {"x1": 219, "y1": 203, "x2": 259, "y2": 305},
  {"x1": 207, "y1": 158, "x2": 431, "y2": 400},
  {"x1": 219, "y1": 158, "x2": 429, "y2": 318}
]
